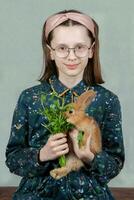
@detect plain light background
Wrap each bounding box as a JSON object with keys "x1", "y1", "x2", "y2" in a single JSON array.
[{"x1": 0, "y1": 0, "x2": 134, "y2": 187}]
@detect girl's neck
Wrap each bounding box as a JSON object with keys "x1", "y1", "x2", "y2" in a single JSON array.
[{"x1": 59, "y1": 74, "x2": 82, "y2": 89}]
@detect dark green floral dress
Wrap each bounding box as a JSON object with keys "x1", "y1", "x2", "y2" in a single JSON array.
[{"x1": 5, "y1": 75, "x2": 125, "y2": 200}]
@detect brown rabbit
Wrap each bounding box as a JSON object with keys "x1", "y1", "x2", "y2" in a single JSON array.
[{"x1": 50, "y1": 90, "x2": 102, "y2": 179}]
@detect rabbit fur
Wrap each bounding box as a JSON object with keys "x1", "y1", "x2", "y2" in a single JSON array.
[{"x1": 50, "y1": 90, "x2": 102, "y2": 179}]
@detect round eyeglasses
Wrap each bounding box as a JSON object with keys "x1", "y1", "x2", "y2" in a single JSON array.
[{"x1": 48, "y1": 43, "x2": 92, "y2": 58}]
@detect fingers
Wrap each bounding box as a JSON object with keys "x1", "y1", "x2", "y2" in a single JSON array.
[
  {"x1": 49, "y1": 133, "x2": 67, "y2": 147},
  {"x1": 50, "y1": 133, "x2": 67, "y2": 141},
  {"x1": 49, "y1": 133, "x2": 69, "y2": 157},
  {"x1": 39, "y1": 133, "x2": 69, "y2": 162},
  {"x1": 53, "y1": 143, "x2": 69, "y2": 152},
  {"x1": 50, "y1": 138, "x2": 69, "y2": 158},
  {"x1": 69, "y1": 129, "x2": 78, "y2": 140},
  {"x1": 87, "y1": 134, "x2": 92, "y2": 148},
  {"x1": 55, "y1": 137, "x2": 67, "y2": 146},
  {"x1": 55, "y1": 147, "x2": 69, "y2": 157}
]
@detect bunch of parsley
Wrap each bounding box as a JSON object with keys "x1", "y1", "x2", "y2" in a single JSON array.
[{"x1": 39, "y1": 90, "x2": 74, "y2": 167}]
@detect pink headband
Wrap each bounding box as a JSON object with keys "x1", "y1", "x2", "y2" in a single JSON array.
[{"x1": 45, "y1": 12, "x2": 95, "y2": 39}]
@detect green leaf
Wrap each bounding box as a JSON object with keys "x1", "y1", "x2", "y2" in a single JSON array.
[
  {"x1": 39, "y1": 91, "x2": 76, "y2": 167},
  {"x1": 59, "y1": 155, "x2": 66, "y2": 167},
  {"x1": 77, "y1": 130, "x2": 84, "y2": 146}
]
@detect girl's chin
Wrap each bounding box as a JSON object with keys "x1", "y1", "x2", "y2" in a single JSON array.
[{"x1": 64, "y1": 70, "x2": 82, "y2": 77}]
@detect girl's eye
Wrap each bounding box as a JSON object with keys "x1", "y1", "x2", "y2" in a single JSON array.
[
  {"x1": 75, "y1": 44, "x2": 86, "y2": 51},
  {"x1": 57, "y1": 45, "x2": 67, "y2": 52},
  {"x1": 76, "y1": 45, "x2": 83, "y2": 49}
]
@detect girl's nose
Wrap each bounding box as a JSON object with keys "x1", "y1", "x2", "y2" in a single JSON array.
[{"x1": 67, "y1": 49, "x2": 77, "y2": 60}]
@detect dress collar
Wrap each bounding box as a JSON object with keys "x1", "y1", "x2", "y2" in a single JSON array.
[{"x1": 49, "y1": 75, "x2": 90, "y2": 97}]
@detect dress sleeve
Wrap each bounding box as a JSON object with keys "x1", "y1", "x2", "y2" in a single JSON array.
[
  {"x1": 86, "y1": 95, "x2": 125, "y2": 185},
  {"x1": 5, "y1": 91, "x2": 51, "y2": 177}
]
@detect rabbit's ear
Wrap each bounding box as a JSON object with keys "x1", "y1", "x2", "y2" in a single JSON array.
[{"x1": 76, "y1": 90, "x2": 96, "y2": 110}]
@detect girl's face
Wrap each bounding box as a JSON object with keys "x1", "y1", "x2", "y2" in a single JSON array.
[{"x1": 50, "y1": 25, "x2": 94, "y2": 81}]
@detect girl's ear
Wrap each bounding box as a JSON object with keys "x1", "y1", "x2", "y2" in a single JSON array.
[
  {"x1": 47, "y1": 44, "x2": 55, "y2": 60},
  {"x1": 50, "y1": 51, "x2": 55, "y2": 60},
  {"x1": 88, "y1": 42, "x2": 95, "y2": 59}
]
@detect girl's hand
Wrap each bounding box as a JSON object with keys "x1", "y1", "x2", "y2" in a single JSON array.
[
  {"x1": 39, "y1": 133, "x2": 69, "y2": 162},
  {"x1": 69, "y1": 129, "x2": 95, "y2": 163}
]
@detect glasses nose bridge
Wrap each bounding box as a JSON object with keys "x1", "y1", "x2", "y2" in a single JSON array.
[{"x1": 67, "y1": 47, "x2": 77, "y2": 58}]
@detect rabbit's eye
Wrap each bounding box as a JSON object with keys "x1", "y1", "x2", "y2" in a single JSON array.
[{"x1": 69, "y1": 109, "x2": 74, "y2": 114}]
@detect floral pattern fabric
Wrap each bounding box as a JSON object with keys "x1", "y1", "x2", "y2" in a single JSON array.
[{"x1": 5, "y1": 75, "x2": 125, "y2": 200}]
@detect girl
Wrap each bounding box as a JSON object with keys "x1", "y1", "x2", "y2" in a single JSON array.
[{"x1": 6, "y1": 9, "x2": 125, "y2": 200}]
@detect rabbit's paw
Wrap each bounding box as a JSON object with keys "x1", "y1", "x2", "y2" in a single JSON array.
[{"x1": 50, "y1": 167, "x2": 68, "y2": 179}]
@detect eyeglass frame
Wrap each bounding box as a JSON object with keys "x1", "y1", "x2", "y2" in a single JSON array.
[{"x1": 47, "y1": 42, "x2": 94, "y2": 58}]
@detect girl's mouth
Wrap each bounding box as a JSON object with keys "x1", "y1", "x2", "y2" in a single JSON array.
[{"x1": 64, "y1": 63, "x2": 79, "y2": 69}]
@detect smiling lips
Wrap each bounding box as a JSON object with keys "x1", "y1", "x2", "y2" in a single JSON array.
[{"x1": 64, "y1": 63, "x2": 79, "y2": 69}]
